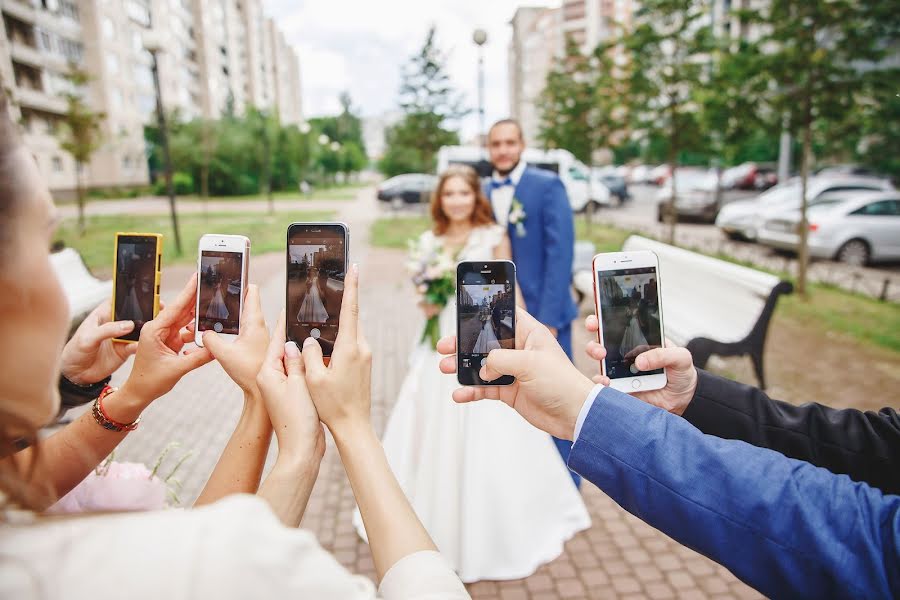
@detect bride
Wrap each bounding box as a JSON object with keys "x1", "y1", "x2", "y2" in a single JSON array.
[{"x1": 354, "y1": 165, "x2": 590, "y2": 582}]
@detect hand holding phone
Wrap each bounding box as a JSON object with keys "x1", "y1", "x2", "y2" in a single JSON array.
[
  {"x1": 591, "y1": 250, "x2": 667, "y2": 392},
  {"x1": 112, "y1": 233, "x2": 163, "y2": 343},
  {"x1": 286, "y1": 222, "x2": 349, "y2": 358},
  {"x1": 456, "y1": 260, "x2": 517, "y2": 386},
  {"x1": 194, "y1": 234, "x2": 250, "y2": 346}
]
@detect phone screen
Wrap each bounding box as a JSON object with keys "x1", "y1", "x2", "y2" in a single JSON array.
[
  {"x1": 286, "y1": 224, "x2": 347, "y2": 355},
  {"x1": 457, "y1": 262, "x2": 516, "y2": 385},
  {"x1": 114, "y1": 235, "x2": 159, "y2": 341},
  {"x1": 197, "y1": 250, "x2": 245, "y2": 335},
  {"x1": 597, "y1": 266, "x2": 664, "y2": 379}
]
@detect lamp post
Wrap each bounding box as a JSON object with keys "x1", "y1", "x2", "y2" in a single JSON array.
[
  {"x1": 472, "y1": 28, "x2": 487, "y2": 144},
  {"x1": 144, "y1": 30, "x2": 183, "y2": 255}
]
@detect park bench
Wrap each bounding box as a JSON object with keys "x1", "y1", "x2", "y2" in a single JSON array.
[
  {"x1": 574, "y1": 235, "x2": 793, "y2": 389},
  {"x1": 572, "y1": 240, "x2": 596, "y2": 305},
  {"x1": 50, "y1": 248, "x2": 112, "y2": 325}
]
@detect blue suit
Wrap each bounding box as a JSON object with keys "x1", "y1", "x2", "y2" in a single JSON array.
[
  {"x1": 571, "y1": 385, "x2": 900, "y2": 599},
  {"x1": 486, "y1": 165, "x2": 580, "y2": 484}
]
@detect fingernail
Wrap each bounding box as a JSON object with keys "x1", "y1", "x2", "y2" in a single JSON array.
[
  {"x1": 121, "y1": 321, "x2": 134, "y2": 330},
  {"x1": 352, "y1": 263, "x2": 359, "y2": 274},
  {"x1": 284, "y1": 341, "x2": 300, "y2": 357},
  {"x1": 303, "y1": 337, "x2": 317, "y2": 348}
]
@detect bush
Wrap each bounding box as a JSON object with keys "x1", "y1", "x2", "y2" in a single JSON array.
[{"x1": 153, "y1": 172, "x2": 194, "y2": 196}]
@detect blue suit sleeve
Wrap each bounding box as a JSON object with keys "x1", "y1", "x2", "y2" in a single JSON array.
[
  {"x1": 537, "y1": 177, "x2": 575, "y2": 328},
  {"x1": 569, "y1": 386, "x2": 900, "y2": 599}
]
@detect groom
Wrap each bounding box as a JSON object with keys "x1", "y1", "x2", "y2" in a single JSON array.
[{"x1": 484, "y1": 119, "x2": 580, "y2": 486}]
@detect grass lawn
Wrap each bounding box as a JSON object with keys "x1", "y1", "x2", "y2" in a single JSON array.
[
  {"x1": 173, "y1": 184, "x2": 363, "y2": 203},
  {"x1": 57, "y1": 210, "x2": 335, "y2": 272},
  {"x1": 371, "y1": 214, "x2": 900, "y2": 354}
]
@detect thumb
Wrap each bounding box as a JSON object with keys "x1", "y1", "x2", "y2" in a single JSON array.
[
  {"x1": 201, "y1": 330, "x2": 226, "y2": 359},
  {"x1": 635, "y1": 347, "x2": 692, "y2": 373},
  {"x1": 283, "y1": 341, "x2": 303, "y2": 377},
  {"x1": 300, "y1": 337, "x2": 326, "y2": 381},
  {"x1": 482, "y1": 349, "x2": 530, "y2": 382},
  {"x1": 90, "y1": 320, "x2": 135, "y2": 346}
]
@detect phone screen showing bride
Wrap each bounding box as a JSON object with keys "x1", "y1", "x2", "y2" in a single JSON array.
[
  {"x1": 286, "y1": 224, "x2": 347, "y2": 356},
  {"x1": 456, "y1": 261, "x2": 516, "y2": 386},
  {"x1": 197, "y1": 251, "x2": 245, "y2": 335},
  {"x1": 597, "y1": 267, "x2": 663, "y2": 379},
  {"x1": 114, "y1": 235, "x2": 159, "y2": 341}
]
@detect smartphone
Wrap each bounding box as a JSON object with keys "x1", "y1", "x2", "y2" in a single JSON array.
[
  {"x1": 194, "y1": 234, "x2": 250, "y2": 346},
  {"x1": 456, "y1": 260, "x2": 516, "y2": 386},
  {"x1": 112, "y1": 233, "x2": 163, "y2": 343},
  {"x1": 286, "y1": 222, "x2": 349, "y2": 357},
  {"x1": 592, "y1": 250, "x2": 667, "y2": 392}
]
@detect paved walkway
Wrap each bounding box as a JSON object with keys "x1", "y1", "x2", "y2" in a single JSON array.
[{"x1": 92, "y1": 188, "x2": 761, "y2": 599}]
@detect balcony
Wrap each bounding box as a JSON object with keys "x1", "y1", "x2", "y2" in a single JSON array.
[
  {"x1": 2, "y1": 0, "x2": 37, "y2": 24},
  {"x1": 16, "y1": 87, "x2": 67, "y2": 114},
  {"x1": 10, "y1": 41, "x2": 44, "y2": 68}
]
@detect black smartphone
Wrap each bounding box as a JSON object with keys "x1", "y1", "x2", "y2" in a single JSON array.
[
  {"x1": 286, "y1": 222, "x2": 349, "y2": 357},
  {"x1": 112, "y1": 233, "x2": 163, "y2": 343},
  {"x1": 456, "y1": 260, "x2": 516, "y2": 386}
]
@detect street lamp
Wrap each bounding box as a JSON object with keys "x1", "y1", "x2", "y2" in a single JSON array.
[
  {"x1": 472, "y1": 28, "x2": 487, "y2": 143},
  {"x1": 143, "y1": 30, "x2": 183, "y2": 255}
]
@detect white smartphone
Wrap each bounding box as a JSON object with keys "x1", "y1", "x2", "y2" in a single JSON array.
[
  {"x1": 194, "y1": 234, "x2": 250, "y2": 346},
  {"x1": 592, "y1": 250, "x2": 667, "y2": 393}
]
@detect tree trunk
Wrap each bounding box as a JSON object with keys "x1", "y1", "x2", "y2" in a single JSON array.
[
  {"x1": 666, "y1": 104, "x2": 679, "y2": 245},
  {"x1": 796, "y1": 101, "x2": 813, "y2": 298},
  {"x1": 76, "y1": 161, "x2": 86, "y2": 237}
]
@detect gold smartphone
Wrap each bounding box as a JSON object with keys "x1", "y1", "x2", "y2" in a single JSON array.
[{"x1": 111, "y1": 233, "x2": 163, "y2": 343}]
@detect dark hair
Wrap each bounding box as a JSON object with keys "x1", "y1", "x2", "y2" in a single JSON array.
[
  {"x1": 430, "y1": 165, "x2": 496, "y2": 235},
  {"x1": 488, "y1": 119, "x2": 524, "y2": 143}
]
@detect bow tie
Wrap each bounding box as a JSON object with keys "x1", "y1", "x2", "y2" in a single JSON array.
[{"x1": 490, "y1": 177, "x2": 513, "y2": 190}]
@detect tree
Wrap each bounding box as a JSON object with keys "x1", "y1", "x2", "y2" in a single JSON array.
[
  {"x1": 380, "y1": 26, "x2": 467, "y2": 176},
  {"x1": 741, "y1": 0, "x2": 900, "y2": 295},
  {"x1": 625, "y1": 0, "x2": 713, "y2": 243},
  {"x1": 56, "y1": 67, "x2": 104, "y2": 235}
]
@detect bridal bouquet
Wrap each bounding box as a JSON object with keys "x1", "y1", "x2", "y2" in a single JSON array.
[
  {"x1": 48, "y1": 443, "x2": 191, "y2": 514},
  {"x1": 407, "y1": 234, "x2": 455, "y2": 349}
]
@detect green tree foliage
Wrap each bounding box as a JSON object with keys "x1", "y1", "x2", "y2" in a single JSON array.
[
  {"x1": 379, "y1": 26, "x2": 466, "y2": 177},
  {"x1": 537, "y1": 37, "x2": 596, "y2": 163},
  {"x1": 56, "y1": 67, "x2": 104, "y2": 235}
]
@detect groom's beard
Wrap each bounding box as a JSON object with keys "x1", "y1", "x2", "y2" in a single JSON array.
[{"x1": 494, "y1": 161, "x2": 520, "y2": 178}]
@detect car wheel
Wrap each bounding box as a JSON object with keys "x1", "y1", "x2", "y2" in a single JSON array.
[
  {"x1": 723, "y1": 231, "x2": 743, "y2": 241},
  {"x1": 836, "y1": 239, "x2": 870, "y2": 267}
]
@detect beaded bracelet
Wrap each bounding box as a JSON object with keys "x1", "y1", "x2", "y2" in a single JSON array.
[{"x1": 91, "y1": 385, "x2": 141, "y2": 432}]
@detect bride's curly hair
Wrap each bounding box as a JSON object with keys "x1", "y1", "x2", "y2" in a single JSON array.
[{"x1": 430, "y1": 165, "x2": 496, "y2": 236}]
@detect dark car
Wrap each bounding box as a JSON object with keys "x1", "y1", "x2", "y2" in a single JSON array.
[
  {"x1": 376, "y1": 174, "x2": 438, "y2": 206},
  {"x1": 599, "y1": 173, "x2": 630, "y2": 203}
]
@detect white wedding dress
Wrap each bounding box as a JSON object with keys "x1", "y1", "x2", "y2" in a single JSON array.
[
  {"x1": 298, "y1": 271, "x2": 329, "y2": 323},
  {"x1": 206, "y1": 284, "x2": 229, "y2": 320},
  {"x1": 354, "y1": 225, "x2": 591, "y2": 583}
]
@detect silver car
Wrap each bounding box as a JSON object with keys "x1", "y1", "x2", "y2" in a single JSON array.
[{"x1": 757, "y1": 191, "x2": 900, "y2": 266}]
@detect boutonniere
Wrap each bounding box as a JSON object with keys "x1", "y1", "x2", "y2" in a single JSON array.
[{"x1": 509, "y1": 198, "x2": 527, "y2": 238}]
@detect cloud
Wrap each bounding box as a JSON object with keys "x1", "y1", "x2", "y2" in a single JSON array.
[{"x1": 263, "y1": 0, "x2": 561, "y2": 139}]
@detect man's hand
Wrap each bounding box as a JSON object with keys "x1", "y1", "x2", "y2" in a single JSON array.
[
  {"x1": 583, "y1": 315, "x2": 698, "y2": 416},
  {"x1": 60, "y1": 300, "x2": 140, "y2": 384},
  {"x1": 437, "y1": 307, "x2": 594, "y2": 441}
]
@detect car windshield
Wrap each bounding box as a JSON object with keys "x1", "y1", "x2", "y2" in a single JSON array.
[{"x1": 757, "y1": 181, "x2": 800, "y2": 206}]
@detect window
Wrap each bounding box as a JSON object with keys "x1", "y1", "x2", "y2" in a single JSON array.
[
  {"x1": 123, "y1": 155, "x2": 132, "y2": 170},
  {"x1": 52, "y1": 156, "x2": 63, "y2": 172},
  {"x1": 126, "y1": 0, "x2": 151, "y2": 27},
  {"x1": 106, "y1": 54, "x2": 119, "y2": 75},
  {"x1": 102, "y1": 17, "x2": 115, "y2": 39},
  {"x1": 851, "y1": 200, "x2": 900, "y2": 216}
]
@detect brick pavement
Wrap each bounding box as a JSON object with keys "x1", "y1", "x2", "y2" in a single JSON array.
[{"x1": 93, "y1": 189, "x2": 761, "y2": 599}]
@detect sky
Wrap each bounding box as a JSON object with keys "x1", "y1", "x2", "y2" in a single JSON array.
[{"x1": 263, "y1": 0, "x2": 560, "y2": 140}]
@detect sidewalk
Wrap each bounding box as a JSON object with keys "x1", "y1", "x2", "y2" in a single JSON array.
[{"x1": 102, "y1": 189, "x2": 760, "y2": 599}]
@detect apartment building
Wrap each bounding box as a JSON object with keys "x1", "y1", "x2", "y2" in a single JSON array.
[
  {"x1": 508, "y1": 6, "x2": 562, "y2": 144},
  {"x1": 0, "y1": 0, "x2": 303, "y2": 195}
]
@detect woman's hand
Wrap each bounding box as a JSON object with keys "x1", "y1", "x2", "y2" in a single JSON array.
[
  {"x1": 116, "y1": 274, "x2": 213, "y2": 417},
  {"x1": 59, "y1": 300, "x2": 140, "y2": 384},
  {"x1": 301, "y1": 264, "x2": 373, "y2": 437},
  {"x1": 200, "y1": 284, "x2": 269, "y2": 397},
  {"x1": 255, "y1": 311, "x2": 325, "y2": 466}
]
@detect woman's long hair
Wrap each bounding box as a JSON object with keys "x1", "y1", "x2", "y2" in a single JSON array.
[{"x1": 430, "y1": 165, "x2": 496, "y2": 236}]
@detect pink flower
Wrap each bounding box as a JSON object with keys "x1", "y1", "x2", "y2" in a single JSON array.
[{"x1": 48, "y1": 461, "x2": 168, "y2": 514}]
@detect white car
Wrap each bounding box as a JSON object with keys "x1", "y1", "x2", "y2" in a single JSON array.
[
  {"x1": 715, "y1": 175, "x2": 894, "y2": 241},
  {"x1": 655, "y1": 168, "x2": 719, "y2": 222},
  {"x1": 758, "y1": 191, "x2": 900, "y2": 266}
]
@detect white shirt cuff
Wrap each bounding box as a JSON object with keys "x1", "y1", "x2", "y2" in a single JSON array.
[{"x1": 573, "y1": 384, "x2": 605, "y2": 441}]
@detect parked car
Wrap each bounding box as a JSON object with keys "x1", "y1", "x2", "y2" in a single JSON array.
[
  {"x1": 376, "y1": 174, "x2": 438, "y2": 206},
  {"x1": 757, "y1": 191, "x2": 900, "y2": 266},
  {"x1": 721, "y1": 162, "x2": 778, "y2": 190},
  {"x1": 629, "y1": 164, "x2": 653, "y2": 184},
  {"x1": 649, "y1": 164, "x2": 672, "y2": 186},
  {"x1": 593, "y1": 168, "x2": 630, "y2": 204},
  {"x1": 655, "y1": 168, "x2": 719, "y2": 223},
  {"x1": 715, "y1": 175, "x2": 894, "y2": 241}
]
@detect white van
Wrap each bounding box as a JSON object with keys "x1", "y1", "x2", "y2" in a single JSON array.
[{"x1": 436, "y1": 146, "x2": 606, "y2": 213}]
